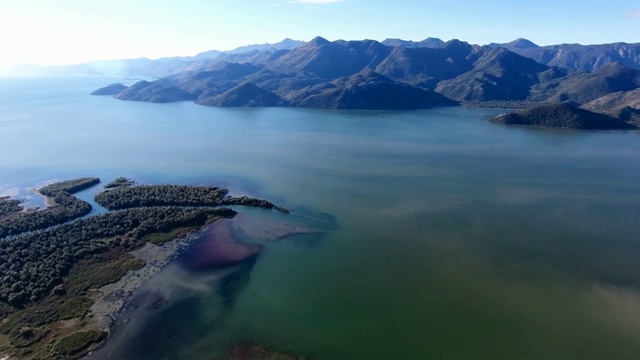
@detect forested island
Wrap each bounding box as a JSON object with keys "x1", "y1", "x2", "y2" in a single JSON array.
[
  {"x1": 94, "y1": 183, "x2": 287, "y2": 212},
  {"x1": 488, "y1": 102, "x2": 637, "y2": 130},
  {"x1": 0, "y1": 177, "x2": 287, "y2": 359}
]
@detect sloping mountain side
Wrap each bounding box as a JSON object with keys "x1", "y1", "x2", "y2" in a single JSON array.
[
  {"x1": 89, "y1": 83, "x2": 127, "y2": 95},
  {"x1": 488, "y1": 102, "x2": 637, "y2": 130},
  {"x1": 113, "y1": 80, "x2": 196, "y2": 103},
  {"x1": 267, "y1": 37, "x2": 393, "y2": 79},
  {"x1": 91, "y1": 37, "x2": 640, "y2": 114},
  {"x1": 435, "y1": 47, "x2": 555, "y2": 101},
  {"x1": 581, "y1": 88, "x2": 640, "y2": 124},
  {"x1": 198, "y1": 82, "x2": 287, "y2": 107},
  {"x1": 528, "y1": 62, "x2": 640, "y2": 103},
  {"x1": 498, "y1": 41, "x2": 640, "y2": 72},
  {"x1": 293, "y1": 70, "x2": 457, "y2": 109},
  {"x1": 373, "y1": 40, "x2": 483, "y2": 88}
]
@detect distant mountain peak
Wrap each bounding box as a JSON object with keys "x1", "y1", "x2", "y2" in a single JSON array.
[
  {"x1": 225, "y1": 38, "x2": 304, "y2": 55},
  {"x1": 441, "y1": 39, "x2": 472, "y2": 52},
  {"x1": 442, "y1": 39, "x2": 468, "y2": 47},
  {"x1": 506, "y1": 38, "x2": 539, "y2": 49},
  {"x1": 381, "y1": 37, "x2": 444, "y2": 49},
  {"x1": 473, "y1": 46, "x2": 548, "y2": 72},
  {"x1": 308, "y1": 36, "x2": 330, "y2": 46}
]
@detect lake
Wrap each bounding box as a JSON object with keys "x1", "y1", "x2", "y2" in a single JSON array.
[{"x1": 1, "y1": 76, "x2": 640, "y2": 359}]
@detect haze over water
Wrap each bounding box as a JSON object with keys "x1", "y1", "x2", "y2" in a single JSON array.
[{"x1": 2, "y1": 76, "x2": 640, "y2": 358}]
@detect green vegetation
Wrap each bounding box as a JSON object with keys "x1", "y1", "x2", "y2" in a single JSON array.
[
  {"x1": 3, "y1": 296, "x2": 71, "y2": 329},
  {"x1": 0, "y1": 178, "x2": 100, "y2": 239},
  {"x1": 56, "y1": 296, "x2": 93, "y2": 321},
  {"x1": 0, "y1": 205, "x2": 235, "y2": 307},
  {"x1": 0, "y1": 301, "x2": 13, "y2": 318},
  {"x1": 0, "y1": 249, "x2": 146, "y2": 358},
  {"x1": 53, "y1": 330, "x2": 107, "y2": 356},
  {"x1": 489, "y1": 102, "x2": 636, "y2": 130},
  {"x1": 103, "y1": 176, "x2": 135, "y2": 189},
  {"x1": 140, "y1": 225, "x2": 201, "y2": 244},
  {"x1": 0, "y1": 195, "x2": 91, "y2": 239},
  {"x1": 65, "y1": 251, "x2": 146, "y2": 294},
  {"x1": 95, "y1": 184, "x2": 284, "y2": 211},
  {"x1": 95, "y1": 184, "x2": 228, "y2": 209},
  {"x1": 6, "y1": 326, "x2": 49, "y2": 349},
  {"x1": 38, "y1": 178, "x2": 100, "y2": 196},
  {"x1": 222, "y1": 196, "x2": 280, "y2": 210},
  {"x1": 0, "y1": 196, "x2": 22, "y2": 218}
]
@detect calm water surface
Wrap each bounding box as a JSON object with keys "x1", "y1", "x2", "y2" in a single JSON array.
[{"x1": 1, "y1": 76, "x2": 640, "y2": 358}]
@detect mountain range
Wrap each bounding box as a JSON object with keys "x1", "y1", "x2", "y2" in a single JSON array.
[
  {"x1": 89, "y1": 36, "x2": 639, "y2": 115},
  {"x1": 3, "y1": 38, "x2": 305, "y2": 78},
  {"x1": 492, "y1": 38, "x2": 640, "y2": 72},
  {"x1": 8, "y1": 36, "x2": 640, "y2": 78},
  {"x1": 44, "y1": 35, "x2": 633, "y2": 129}
]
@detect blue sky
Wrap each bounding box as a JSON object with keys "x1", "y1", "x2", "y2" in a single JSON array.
[{"x1": 0, "y1": 0, "x2": 638, "y2": 67}]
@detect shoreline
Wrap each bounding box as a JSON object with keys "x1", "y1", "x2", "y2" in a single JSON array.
[
  {"x1": 84, "y1": 216, "x2": 314, "y2": 360},
  {"x1": 36, "y1": 190, "x2": 55, "y2": 208},
  {"x1": 87, "y1": 226, "x2": 207, "y2": 337},
  {"x1": 0, "y1": 227, "x2": 199, "y2": 360},
  {"x1": 0, "y1": 178, "x2": 294, "y2": 359}
]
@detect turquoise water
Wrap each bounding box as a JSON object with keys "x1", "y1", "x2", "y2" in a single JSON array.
[{"x1": 2, "y1": 76, "x2": 640, "y2": 358}]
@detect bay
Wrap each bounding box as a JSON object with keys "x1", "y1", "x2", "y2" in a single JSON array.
[{"x1": 1, "y1": 76, "x2": 640, "y2": 358}]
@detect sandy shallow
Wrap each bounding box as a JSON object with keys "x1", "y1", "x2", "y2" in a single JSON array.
[
  {"x1": 83, "y1": 211, "x2": 325, "y2": 359},
  {"x1": 87, "y1": 230, "x2": 204, "y2": 333}
]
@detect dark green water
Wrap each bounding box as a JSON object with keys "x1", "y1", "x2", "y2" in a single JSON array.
[{"x1": 1, "y1": 76, "x2": 640, "y2": 358}]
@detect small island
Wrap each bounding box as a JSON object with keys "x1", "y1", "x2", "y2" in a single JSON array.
[
  {"x1": 0, "y1": 177, "x2": 289, "y2": 359},
  {"x1": 488, "y1": 102, "x2": 637, "y2": 130}
]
